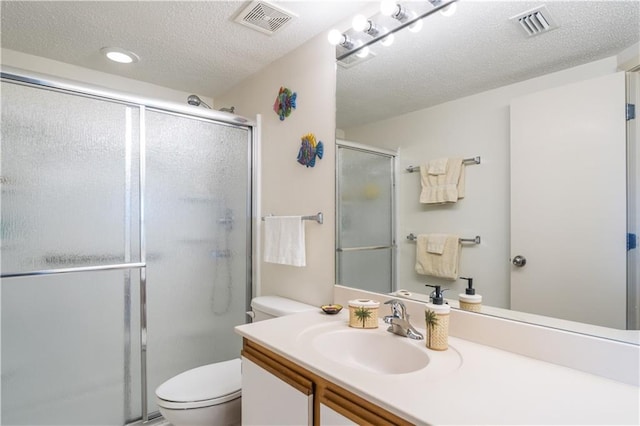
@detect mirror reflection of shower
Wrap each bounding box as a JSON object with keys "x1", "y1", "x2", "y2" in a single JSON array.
[{"x1": 187, "y1": 94, "x2": 235, "y2": 113}]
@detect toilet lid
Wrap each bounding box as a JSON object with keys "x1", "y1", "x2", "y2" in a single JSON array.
[
  {"x1": 156, "y1": 358, "x2": 241, "y2": 404},
  {"x1": 251, "y1": 295, "x2": 317, "y2": 317}
]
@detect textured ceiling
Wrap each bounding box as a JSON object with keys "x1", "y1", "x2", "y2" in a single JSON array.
[
  {"x1": 0, "y1": 1, "x2": 368, "y2": 99},
  {"x1": 337, "y1": 0, "x2": 640, "y2": 129},
  {"x1": 1, "y1": 1, "x2": 638, "y2": 128}
]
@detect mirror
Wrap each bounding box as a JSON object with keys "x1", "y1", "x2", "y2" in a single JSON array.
[{"x1": 335, "y1": 0, "x2": 640, "y2": 341}]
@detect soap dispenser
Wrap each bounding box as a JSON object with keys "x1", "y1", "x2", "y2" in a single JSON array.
[
  {"x1": 459, "y1": 276, "x2": 482, "y2": 313},
  {"x1": 424, "y1": 285, "x2": 450, "y2": 351}
]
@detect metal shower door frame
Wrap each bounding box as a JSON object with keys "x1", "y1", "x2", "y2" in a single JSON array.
[
  {"x1": 0, "y1": 67, "x2": 256, "y2": 424},
  {"x1": 335, "y1": 139, "x2": 398, "y2": 293}
]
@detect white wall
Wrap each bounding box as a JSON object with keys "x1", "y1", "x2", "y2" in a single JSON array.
[
  {"x1": 343, "y1": 56, "x2": 620, "y2": 308},
  {"x1": 216, "y1": 32, "x2": 336, "y2": 307},
  {"x1": 1, "y1": 48, "x2": 213, "y2": 106}
]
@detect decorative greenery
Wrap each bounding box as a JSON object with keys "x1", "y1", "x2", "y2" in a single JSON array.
[
  {"x1": 354, "y1": 307, "x2": 372, "y2": 328},
  {"x1": 425, "y1": 309, "x2": 439, "y2": 348}
]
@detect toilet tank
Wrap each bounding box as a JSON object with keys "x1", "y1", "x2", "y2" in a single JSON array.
[{"x1": 250, "y1": 296, "x2": 316, "y2": 322}]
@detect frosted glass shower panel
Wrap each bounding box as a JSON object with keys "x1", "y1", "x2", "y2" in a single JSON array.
[
  {"x1": 338, "y1": 148, "x2": 393, "y2": 248},
  {"x1": 337, "y1": 145, "x2": 395, "y2": 293},
  {"x1": 1, "y1": 270, "x2": 141, "y2": 425},
  {"x1": 1, "y1": 82, "x2": 141, "y2": 274},
  {"x1": 144, "y1": 110, "x2": 250, "y2": 413},
  {"x1": 338, "y1": 248, "x2": 393, "y2": 293}
]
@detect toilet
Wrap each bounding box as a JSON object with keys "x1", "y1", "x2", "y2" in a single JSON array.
[{"x1": 155, "y1": 295, "x2": 317, "y2": 426}]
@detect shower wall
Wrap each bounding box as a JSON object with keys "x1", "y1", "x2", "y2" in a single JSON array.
[{"x1": 1, "y1": 77, "x2": 253, "y2": 425}]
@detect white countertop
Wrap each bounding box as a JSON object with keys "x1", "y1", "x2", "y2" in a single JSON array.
[{"x1": 236, "y1": 310, "x2": 639, "y2": 425}]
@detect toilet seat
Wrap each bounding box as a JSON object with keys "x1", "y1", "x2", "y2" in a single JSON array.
[{"x1": 156, "y1": 358, "x2": 241, "y2": 410}]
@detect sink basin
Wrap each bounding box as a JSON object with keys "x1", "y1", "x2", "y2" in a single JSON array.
[
  {"x1": 311, "y1": 328, "x2": 429, "y2": 374},
  {"x1": 296, "y1": 320, "x2": 463, "y2": 377}
]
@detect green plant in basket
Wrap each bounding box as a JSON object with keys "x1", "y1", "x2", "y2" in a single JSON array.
[
  {"x1": 354, "y1": 307, "x2": 372, "y2": 328},
  {"x1": 425, "y1": 309, "x2": 439, "y2": 347}
]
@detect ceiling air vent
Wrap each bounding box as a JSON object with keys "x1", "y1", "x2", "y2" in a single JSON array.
[
  {"x1": 234, "y1": 1, "x2": 297, "y2": 35},
  {"x1": 510, "y1": 5, "x2": 558, "y2": 37}
]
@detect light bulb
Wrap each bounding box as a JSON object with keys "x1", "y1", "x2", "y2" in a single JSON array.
[
  {"x1": 356, "y1": 45, "x2": 370, "y2": 58},
  {"x1": 380, "y1": 33, "x2": 394, "y2": 47},
  {"x1": 380, "y1": 0, "x2": 398, "y2": 16},
  {"x1": 408, "y1": 12, "x2": 423, "y2": 33},
  {"x1": 327, "y1": 29, "x2": 343, "y2": 45},
  {"x1": 352, "y1": 14, "x2": 369, "y2": 32},
  {"x1": 440, "y1": 2, "x2": 457, "y2": 17}
]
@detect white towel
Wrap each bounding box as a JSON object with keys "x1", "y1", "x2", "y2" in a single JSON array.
[
  {"x1": 426, "y1": 233, "x2": 447, "y2": 254},
  {"x1": 263, "y1": 216, "x2": 306, "y2": 267},
  {"x1": 415, "y1": 234, "x2": 461, "y2": 280},
  {"x1": 419, "y1": 158, "x2": 465, "y2": 204},
  {"x1": 427, "y1": 158, "x2": 448, "y2": 175}
]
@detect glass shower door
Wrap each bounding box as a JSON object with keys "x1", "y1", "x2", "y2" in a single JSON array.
[
  {"x1": 336, "y1": 143, "x2": 396, "y2": 293},
  {"x1": 1, "y1": 81, "x2": 142, "y2": 425},
  {"x1": 144, "y1": 110, "x2": 250, "y2": 415}
]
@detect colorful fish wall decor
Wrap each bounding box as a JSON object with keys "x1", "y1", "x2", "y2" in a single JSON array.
[
  {"x1": 273, "y1": 87, "x2": 297, "y2": 121},
  {"x1": 297, "y1": 133, "x2": 324, "y2": 168}
]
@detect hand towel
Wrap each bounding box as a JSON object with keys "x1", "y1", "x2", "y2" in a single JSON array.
[
  {"x1": 415, "y1": 234, "x2": 461, "y2": 279},
  {"x1": 263, "y1": 216, "x2": 306, "y2": 267},
  {"x1": 426, "y1": 233, "x2": 447, "y2": 254},
  {"x1": 427, "y1": 158, "x2": 448, "y2": 175},
  {"x1": 419, "y1": 158, "x2": 465, "y2": 204}
]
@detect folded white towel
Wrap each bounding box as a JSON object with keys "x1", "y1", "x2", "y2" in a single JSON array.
[
  {"x1": 427, "y1": 158, "x2": 448, "y2": 175},
  {"x1": 420, "y1": 158, "x2": 465, "y2": 204},
  {"x1": 263, "y1": 216, "x2": 306, "y2": 267},
  {"x1": 415, "y1": 234, "x2": 461, "y2": 279}
]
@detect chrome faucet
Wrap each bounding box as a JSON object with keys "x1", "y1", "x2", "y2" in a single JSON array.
[{"x1": 383, "y1": 299, "x2": 424, "y2": 340}]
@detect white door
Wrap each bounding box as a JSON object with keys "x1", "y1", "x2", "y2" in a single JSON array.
[{"x1": 510, "y1": 72, "x2": 627, "y2": 329}]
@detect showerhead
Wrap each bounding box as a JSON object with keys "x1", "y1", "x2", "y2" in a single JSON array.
[{"x1": 187, "y1": 94, "x2": 211, "y2": 109}]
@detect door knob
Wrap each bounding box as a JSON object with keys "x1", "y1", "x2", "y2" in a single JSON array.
[{"x1": 512, "y1": 255, "x2": 527, "y2": 267}]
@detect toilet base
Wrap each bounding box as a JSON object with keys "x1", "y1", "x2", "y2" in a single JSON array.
[{"x1": 159, "y1": 396, "x2": 241, "y2": 426}]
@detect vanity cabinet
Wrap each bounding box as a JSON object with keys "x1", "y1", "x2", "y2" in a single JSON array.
[
  {"x1": 241, "y1": 356, "x2": 312, "y2": 425},
  {"x1": 241, "y1": 338, "x2": 412, "y2": 426}
]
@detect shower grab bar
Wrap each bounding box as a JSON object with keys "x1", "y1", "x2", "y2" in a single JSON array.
[
  {"x1": 406, "y1": 156, "x2": 481, "y2": 173},
  {"x1": 261, "y1": 212, "x2": 323, "y2": 225},
  {"x1": 1, "y1": 262, "x2": 146, "y2": 279},
  {"x1": 337, "y1": 244, "x2": 396, "y2": 252},
  {"x1": 406, "y1": 233, "x2": 481, "y2": 244}
]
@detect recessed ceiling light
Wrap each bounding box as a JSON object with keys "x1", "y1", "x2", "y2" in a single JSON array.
[{"x1": 100, "y1": 47, "x2": 139, "y2": 64}]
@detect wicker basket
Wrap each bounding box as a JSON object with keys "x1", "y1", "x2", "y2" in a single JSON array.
[
  {"x1": 348, "y1": 299, "x2": 380, "y2": 328},
  {"x1": 425, "y1": 310, "x2": 450, "y2": 351}
]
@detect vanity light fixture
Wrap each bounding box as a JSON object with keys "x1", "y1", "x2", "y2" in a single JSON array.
[
  {"x1": 380, "y1": 33, "x2": 395, "y2": 47},
  {"x1": 332, "y1": 0, "x2": 459, "y2": 62},
  {"x1": 381, "y1": 2, "x2": 421, "y2": 33},
  {"x1": 428, "y1": 0, "x2": 457, "y2": 17},
  {"x1": 380, "y1": 1, "x2": 410, "y2": 21},
  {"x1": 355, "y1": 42, "x2": 370, "y2": 58},
  {"x1": 352, "y1": 14, "x2": 382, "y2": 37},
  {"x1": 100, "y1": 47, "x2": 139, "y2": 64},
  {"x1": 327, "y1": 29, "x2": 354, "y2": 49}
]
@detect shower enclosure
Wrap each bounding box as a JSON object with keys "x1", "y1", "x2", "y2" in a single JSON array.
[
  {"x1": 1, "y1": 70, "x2": 254, "y2": 425},
  {"x1": 336, "y1": 140, "x2": 397, "y2": 293}
]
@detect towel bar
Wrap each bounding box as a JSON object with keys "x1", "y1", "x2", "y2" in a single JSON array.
[
  {"x1": 261, "y1": 212, "x2": 323, "y2": 225},
  {"x1": 406, "y1": 156, "x2": 481, "y2": 173},
  {"x1": 406, "y1": 233, "x2": 480, "y2": 244}
]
